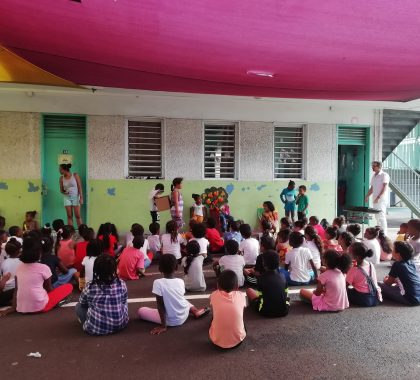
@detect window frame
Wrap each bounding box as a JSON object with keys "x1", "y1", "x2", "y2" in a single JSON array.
[
  {"x1": 202, "y1": 121, "x2": 239, "y2": 180},
  {"x1": 124, "y1": 117, "x2": 165, "y2": 179},
  {"x1": 273, "y1": 123, "x2": 307, "y2": 180}
]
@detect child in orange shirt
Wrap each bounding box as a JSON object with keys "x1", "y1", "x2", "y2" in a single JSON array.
[
  {"x1": 209, "y1": 270, "x2": 246, "y2": 349},
  {"x1": 276, "y1": 229, "x2": 291, "y2": 265}
]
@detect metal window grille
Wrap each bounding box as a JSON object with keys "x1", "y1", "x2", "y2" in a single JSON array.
[
  {"x1": 204, "y1": 124, "x2": 236, "y2": 179},
  {"x1": 127, "y1": 120, "x2": 162, "y2": 178},
  {"x1": 274, "y1": 125, "x2": 304, "y2": 179}
]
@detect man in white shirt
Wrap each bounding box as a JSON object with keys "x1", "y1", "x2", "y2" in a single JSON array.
[{"x1": 365, "y1": 161, "x2": 390, "y2": 235}]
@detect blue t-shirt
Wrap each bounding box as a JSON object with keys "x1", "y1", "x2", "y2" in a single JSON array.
[
  {"x1": 389, "y1": 260, "x2": 420, "y2": 304},
  {"x1": 280, "y1": 188, "x2": 296, "y2": 204},
  {"x1": 223, "y1": 231, "x2": 243, "y2": 244}
]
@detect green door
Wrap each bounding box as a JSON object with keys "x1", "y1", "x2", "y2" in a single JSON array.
[
  {"x1": 42, "y1": 115, "x2": 87, "y2": 225},
  {"x1": 337, "y1": 126, "x2": 370, "y2": 215}
]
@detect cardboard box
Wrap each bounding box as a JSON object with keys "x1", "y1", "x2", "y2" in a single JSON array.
[{"x1": 155, "y1": 195, "x2": 171, "y2": 212}]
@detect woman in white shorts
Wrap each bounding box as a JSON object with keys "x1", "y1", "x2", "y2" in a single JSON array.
[{"x1": 59, "y1": 164, "x2": 83, "y2": 227}]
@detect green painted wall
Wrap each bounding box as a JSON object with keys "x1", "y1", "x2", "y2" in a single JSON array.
[
  {"x1": 0, "y1": 179, "x2": 335, "y2": 232},
  {"x1": 0, "y1": 180, "x2": 42, "y2": 228}
]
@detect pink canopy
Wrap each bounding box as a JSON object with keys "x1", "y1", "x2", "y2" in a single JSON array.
[{"x1": 1, "y1": 0, "x2": 420, "y2": 101}]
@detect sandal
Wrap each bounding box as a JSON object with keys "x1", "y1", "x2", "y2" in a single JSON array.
[{"x1": 194, "y1": 307, "x2": 210, "y2": 319}]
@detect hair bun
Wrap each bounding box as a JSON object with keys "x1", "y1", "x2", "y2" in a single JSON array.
[{"x1": 366, "y1": 249, "x2": 374, "y2": 258}]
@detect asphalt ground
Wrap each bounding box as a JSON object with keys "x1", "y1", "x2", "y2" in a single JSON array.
[{"x1": 1, "y1": 260, "x2": 420, "y2": 380}]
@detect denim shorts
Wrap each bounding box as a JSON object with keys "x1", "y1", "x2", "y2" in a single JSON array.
[{"x1": 64, "y1": 195, "x2": 80, "y2": 207}]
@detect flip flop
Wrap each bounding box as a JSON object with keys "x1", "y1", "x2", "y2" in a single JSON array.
[{"x1": 195, "y1": 307, "x2": 210, "y2": 319}]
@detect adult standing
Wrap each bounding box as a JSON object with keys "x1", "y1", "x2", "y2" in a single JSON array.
[
  {"x1": 365, "y1": 161, "x2": 389, "y2": 235},
  {"x1": 170, "y1": 177, "x2": 184, "y2": 229},
  {"x1": 59, "y1": 164, "x2": 83, "y2": 227}
]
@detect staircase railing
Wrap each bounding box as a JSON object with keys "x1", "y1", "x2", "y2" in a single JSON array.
[{"x1": 383, "y1": 152, "x2": 420, "y2": 217}]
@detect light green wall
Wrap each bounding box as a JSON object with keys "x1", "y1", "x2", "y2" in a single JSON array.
[
  {"x1": 0, "y1": 179, "x2": 335, "y2": 232},
  {"x1": 88, "y1": 180, "x2": 336, "y2": 232},
  {"x1": 0, "y1": 180, "x2": 42, "y2": 228}
]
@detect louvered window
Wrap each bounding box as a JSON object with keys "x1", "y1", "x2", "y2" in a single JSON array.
[
  {"x1": 127, "y1": 121, "x2": 162, "y2": 178},
  {"x1": 338, "y1": 127, "x2": 367, "y2": 145},
  {"x1": 204, "y1": 124, "x2": 236, "y2": 179},
  {"x1": 43, "y1": 115, "x2": 86, "y2": 138},
  {"x1": 274, "y1": 125, "x2": 304, "y2": 179}
]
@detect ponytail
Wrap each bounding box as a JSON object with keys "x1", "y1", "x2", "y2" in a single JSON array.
[
  {"x1": 184, "y1": 241, "x2": 200, "y2": 275},
  {"x1": 166, "y1": 220, "x2": 178, "y2": 243},
  {"x1": 171, "y1": 177, "x2": 183, "y2": 192},
  {"x1": 377, "y1": 230, "x2": 392, "y2": 254},
  {"x1": 304, "y1": 226, "x2": 323, "y2": 255}
]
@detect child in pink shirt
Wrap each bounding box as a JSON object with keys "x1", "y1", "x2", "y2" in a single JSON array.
[
  {"x1": 346, "y1": 242, "x2": 382, "y2": 307},
  {"x1": 118, "y1": 236, "x2": 147, "y2": 280},
  {"x1": 323, "y1": 226, "x2": 343, "y2": 252},
  {"x1": 209, "y1": 270, "x2": 246, "y2": 349},
  {"x1": 300, "y1": 250, "x2": 351, "y2": 311},
  {"x1": 0, "y1": 236, "x2": 73, "y2": 316},
  {"x1": 56, "y1": 225, "x2": 76, "y2": 268}
]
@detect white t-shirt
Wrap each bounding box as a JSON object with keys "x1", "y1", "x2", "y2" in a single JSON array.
[
  {"x1": 303, "y1": 240, "x2": 321, "y2": 269},
  {"x1": 189, "y1": 237, "x2": 209, "y2": 255},
  {"x1": 147, "y1": 235, "x2": 162, "y2": 254},
  {"x1": 1, "y1": 258, "x2": 21, "y2": 291},
  {"x1": 152, "y1": 278, "x2": 190, "y2": 326},
  {"x1": 0, "y1": 243, "x2": 7, "y2": 267},
  {"x1": 192, "y1": 204, "x2": 204, "y2": 217},
  {"x1": 370, "y1": 170, "x2": 390, "y2": 201},
  {"x1": 126, "y1": 233, "x2": 149, "y2": 253},
  {"x1": 285, "y1": 247, "x2": 313, "y2": 283},
  {"x1": 149, "y1": 189, "x2": 161, "y2": 212},
  {"x1": 218, "y1": 254, "x2": 246, "y2": 287},
  {"x1": 182, "y1": 255, "x2": 206, "y2": 291},
  {"x1": 81, "y1": 256, "x2": 97, "y2": 283},
  {"x1": 362, "y1": 238, "x2": 381, "y2": 265},
  {"x1": 239, "y1": 238, "x2": 260, "y2": 265},
  {"x1": 161, "y1": 234, "x2": 186, "y2": 260},
  {"x1": 7, "y1": 236, "x2": 23, "y2": 244}
]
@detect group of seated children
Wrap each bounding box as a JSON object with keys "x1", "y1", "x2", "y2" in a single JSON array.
[{"x1": 1, "y1": 209, "x2": 420, "y2": 351}]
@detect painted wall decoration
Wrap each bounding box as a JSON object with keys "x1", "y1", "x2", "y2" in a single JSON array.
[{"x1": 201, "y1": 187, "x2": 228, "y2": 210}]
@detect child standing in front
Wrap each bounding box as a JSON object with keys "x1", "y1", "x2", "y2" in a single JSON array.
[
  {"x1": 182, "y1": 241, "x2": 206, "y2": 291},
  {"x1": 76, "y1": 254, "x2": 129, "y2": 335},
  {"x1": 296, "y1": 185, "x2": 309, "y2": 221},
  {"x1": 246, "y1": 251, "x2": 290, "y2": 318},
  {"x1": 138, "y1": 254, "x2": 209, "y2": 334},
  {"x1": 209, "y1": 270, "x2": 247, "y2": 349},
  {"x1": 280, "y1": 232, "x2": 318, "y2": 286},
  {"x1": 280, "y1": 181, "x2": 297, "y2": 221},
  {"x1": 300, "y1": 250, "x2": 351, "y2": 312},
  {"x1": 191, "y1": 194, "x2": 206, "y2": 223},
  {"x1": 149, "y1": 183, "x2": 165, "y2": 223}
]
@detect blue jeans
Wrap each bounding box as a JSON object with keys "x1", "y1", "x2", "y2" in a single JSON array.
[
  {"x1": 53, "y1": 268, "x2": 77, "y2": 288},
  {"x1": 278, "y1": 268, "x2": 315, "y2": 286},
  {"x1": 144, "y1": 257, "x2": 151, "y2": 269}
]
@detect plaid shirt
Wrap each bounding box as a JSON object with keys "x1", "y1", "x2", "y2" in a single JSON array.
[{"x1": 79, "y1": 278, "x2": 129, "y2": 335}]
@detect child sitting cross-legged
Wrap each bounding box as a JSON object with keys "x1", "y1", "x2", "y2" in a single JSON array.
[
  {"x1": 213, "y1": 240, "x2": 246, "y2": 287},
  {"x1": 161, "y1": 220, "x2": 187, "y2": 262},
  {"x1": 300, "y1": 250, "x2": 352, "y2": 312},
  {"x1": 246, "y1": 250, "x2": 290, "y2": 318},
  {"x1": 76, "y1": 254, "x2": 129, "y2": 335},
  {"x1": 279, "y1": 232, "x2": 318, "y2": 286},
  {"x1": 205, "y1": 217, "x2": 224, "y2": 254},
  {"x1": 362, "y1": 227, "x2": 381, "y2": 264},
  {"x1": 118, "y1": 235, "x2": 149, "y2": 281},
  {"x1": 346, "y1": 242, "x2": 382, "y2": 307},
  {"x1": 209, "y1": 270, "x2": 247, "y2": 349},
  {"x1": 182, "y1": 241, "x2": 206, "y2": 292},
  {"x1": 147, "y1": 222, "x2": 162, "y2": 260},
  {"x1": 0, "y1": 236, "x2": 73, "y2": 316},
  {"x1": 138, "y1": 254, "x2": 210, "y2": 335},
  {"x1": 223, "y1": 220, "x2": 243, "y2": 245},
  {"x1": 379, "y1": 241, "x2": 420, "y2": 306},
  {"x1": 0, "y1": 239, "x2": 22, "y2": 306},
  {"x1": 276, "y1": 229, "x2": 291, "y2": 266},
  {"x1": 323, "y1": 226, "x2": 343, "y2": 252}
]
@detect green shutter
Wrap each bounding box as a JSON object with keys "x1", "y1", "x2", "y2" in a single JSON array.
[
  {"x1": 43, "y1": 115, "x2": 86, "y2": 138},
  {"x1": 338, "y1": 127, "x2": 366, "y2": 146}
]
